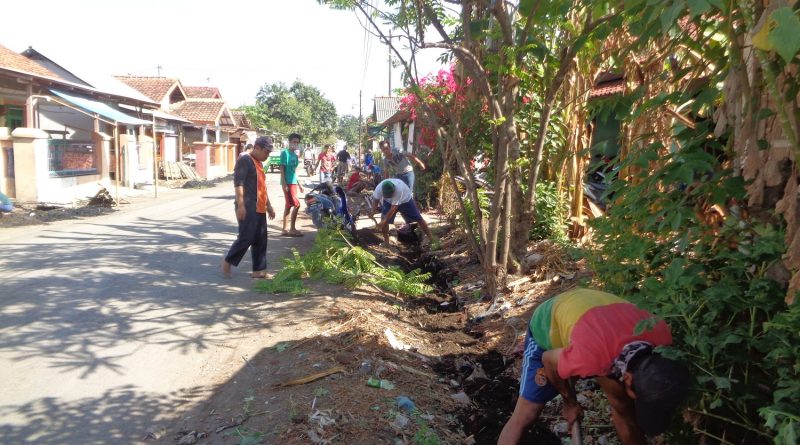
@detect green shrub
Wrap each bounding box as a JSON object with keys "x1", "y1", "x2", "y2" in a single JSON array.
[
  {"x1": 590, "y1": 128, "x2": 799, "y2": 443},
  {"x1": 530, "y1": 180, "x2": 568, "y2": 244}
]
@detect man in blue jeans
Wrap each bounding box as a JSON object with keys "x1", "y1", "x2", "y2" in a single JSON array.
[
  {"x1": 379, "y1": 140, "x2": 426, "y2": 194},
  {"x1": 370, "y1": 178, "x2": 439, "y2": 249}
]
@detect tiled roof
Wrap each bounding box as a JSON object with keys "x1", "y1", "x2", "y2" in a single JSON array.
[
  {"x1": 232, "y1": 110, "x2": 252, "y2": 129},
  {"x1": 589, "y1": 72, "x2": 625, "y2": 99},
  {"x1": 374, "y1": 96, "x2": 401, "y2": 123},
  {"x1": 170, "y1": 99, "x2": 227, "y2": 125},
  {"x1": 0, "y1": 43, "x2": 61, "y2": 79},
  {"x1": 114, "y1": 76, "x2": 180, "y2": 102},
  {"x1": 184, "y1": 86, "x2": 221, "y2": 99},
  {"x1": 589, "y1": 79, "x2": 625, "y2": 99}
]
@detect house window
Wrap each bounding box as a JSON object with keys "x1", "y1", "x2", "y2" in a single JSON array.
[
  {"x1": 4, "y1": 148, "x2": 13, "y2": 178},
  {"x1": 48, "y1": 139, "x2": 98, "y2": 177},
  {"x1": 6, "y1": 107, "x2": 23, "y2": 130}
]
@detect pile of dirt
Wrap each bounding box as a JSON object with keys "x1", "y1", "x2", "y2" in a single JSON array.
[{"x1": 0, "y1": 202, "x2": 116, "y2": 227}]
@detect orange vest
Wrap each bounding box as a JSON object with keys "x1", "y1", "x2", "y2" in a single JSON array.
[{"x1": 250, "y1": 156, "x2": 267, "y2": 213}]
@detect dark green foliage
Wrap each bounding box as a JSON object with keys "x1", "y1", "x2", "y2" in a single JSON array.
[
  {"x1": 530, "y1": 181, "x2": 568, "y2": 243},
  {"x1": 590, "y1": 128, "x2": 799, "y2": 443}
]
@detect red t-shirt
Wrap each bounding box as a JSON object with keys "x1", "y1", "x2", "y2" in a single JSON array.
[
  {"x1": 346, "y1": 172, "x2": 361, "y2": 191},
  {"x1": 529, "y1": 288, "x2": 672, "y2": 379}
]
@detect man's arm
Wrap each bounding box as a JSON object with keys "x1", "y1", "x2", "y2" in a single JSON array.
[
  {"x1": 596, "y1": 377, "x2": 645, "y2": 445},
  {"x1": 407, "y1": 153, "x2": 426, "y2": 170},
  {"x1": 234, "y1": 185, "x2": 246, "y2": 221},
  {"x1": 542, "y1": 349, "x2": 582, "y2": 427}
]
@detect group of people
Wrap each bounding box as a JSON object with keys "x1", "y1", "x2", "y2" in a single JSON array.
[
  {"x1": 221, "y1": 134, "x2": 440, "y2": 277},
  {"x1": 219, "y1": 137, "x2": 692, "y2": 445}
]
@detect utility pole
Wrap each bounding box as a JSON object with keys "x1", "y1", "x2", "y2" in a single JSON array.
[
  {"x1": 388, "y1": 30, "x2": 392, "y2": 95},
  {"x1": 157, "y1": 65, "x2": 162, "y2": 76},
  {"x1": 358, "y1": 90, "x2": 363, "y2": 163}
]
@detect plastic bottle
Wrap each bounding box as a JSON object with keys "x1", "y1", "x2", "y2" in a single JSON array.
[{"x1": 366, "y1": 377, "x2": 395, "y2": 390}]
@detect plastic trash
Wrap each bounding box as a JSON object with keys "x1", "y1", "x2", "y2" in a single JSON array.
[
  {"x1": 0, "y1": 191, "x2": 12, "y2": 212},
  {"x1": 396, "y1": 396, "x2": 416, "y2": 413},
  {"x1": 366, "y1": 377, "x2": 395, "y2": 390}
]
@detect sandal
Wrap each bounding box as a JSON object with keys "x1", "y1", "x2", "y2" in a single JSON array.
[{"x1": 288, "y1": 231, "x2": 304, "y2": 237}]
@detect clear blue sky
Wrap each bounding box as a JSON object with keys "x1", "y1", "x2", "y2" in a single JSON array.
[{"x1": 2, "y1": 0, "x2": 445, "y2": 115}]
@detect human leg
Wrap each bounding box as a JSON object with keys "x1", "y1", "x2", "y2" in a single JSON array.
[
  {"x1": 224, "y1": 208, "x2": 259, "y2": 273},
  {"x1": 498, "y1": 331, "x2": 559, "y2": 444},
  {"x1": 380, "y1": 200, "x2": 395, "y2": 244},
  {"x1": 250, "y1": 213, "x2": 268, "y2": 275}
]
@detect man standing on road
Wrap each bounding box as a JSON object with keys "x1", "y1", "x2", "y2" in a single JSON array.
[
  {"x1": 379, "y1": 140, "x2": 426, "y2": 194},
  {"x1": 303, "y1": 145, "x2": 316, "y2": 176},
  {"x1": 498, "y1": 288, "x2": 690, "y2": 445},
  {"x1": 316, "y1": 145, "x2": 337, "y2": 183},
  {"x1": 370, "y1": 178, "x2": 439, "y2": 249},
  {"x1": 280, "y1": 133, "x2": 304, "y2": 237},
  {"x1": 222, "y1": 136, "x2": 276, "y2": 278},
  {"x1": 336, "y1": 146, "x2": 351, "y2": 183}
]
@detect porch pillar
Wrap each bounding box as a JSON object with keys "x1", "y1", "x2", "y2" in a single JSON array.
[{"x1": 11, "y1": 127, "x2": 50, "y2": 203}]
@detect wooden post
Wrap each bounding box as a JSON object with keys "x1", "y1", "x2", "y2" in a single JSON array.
[
  {"x1": 153, "y1": 114, "x2": 158, "y2": 198},
  {"x1": 114, "y1": 125, "x2": 120, "y2": 206}
]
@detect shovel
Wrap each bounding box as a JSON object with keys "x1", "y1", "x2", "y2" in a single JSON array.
[{"x1": 568, "y1": 378, "x2": 584, "y2": 445}]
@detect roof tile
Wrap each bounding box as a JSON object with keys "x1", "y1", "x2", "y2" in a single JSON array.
[
  {"x1": 184, "y1": 86, "x2": 221, "y2": 99},
  {"x1": 114, "y1": 76, "x2": 179, "y2": 102},
  {"x1": 0, "y1": 44, "x2": 61, "y2": 79},
  {"x1": 170, "y1": 99, "x2": 227, "y2": 125}
]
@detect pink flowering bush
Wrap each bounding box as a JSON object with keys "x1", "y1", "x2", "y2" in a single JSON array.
[{"x1": 399, "y1": 65, "x2": 478, "y2": 148}]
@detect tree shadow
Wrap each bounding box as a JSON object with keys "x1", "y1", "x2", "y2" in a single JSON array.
[{"x1": 0, "y1": 212, "x2": 332, "y2": 444}]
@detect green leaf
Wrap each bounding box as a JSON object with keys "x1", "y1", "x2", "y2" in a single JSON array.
[
  {"x1": 687, "y1": 0, "x2": 711, "y2": 17},
  {"x1": 660, "y1": 1, "x2": 685, "y2": 33},
  {"x1": 768, "y1": 7, "x2": 800, "y2": 64},
  {"x1": 518, "y1": 0, "x2": 538, "y2": 16}
]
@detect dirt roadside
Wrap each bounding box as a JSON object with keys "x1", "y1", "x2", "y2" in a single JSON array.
[{"x1": 155, "y1": 219, "x2": 624, "y2": 445}]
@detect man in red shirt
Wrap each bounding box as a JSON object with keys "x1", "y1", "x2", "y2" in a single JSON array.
[
  {"x1": 498, "y1": 288, "x2": 690, "y2": 445},
  {"x1": 315, "y1": 145, "x2": 337, "y2": 183}
]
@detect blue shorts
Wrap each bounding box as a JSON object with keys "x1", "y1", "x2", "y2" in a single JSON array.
[
  {"x1": 381, "y1": 199, "x2": 423, "y2": 224},
  {"x1": 519, "y1": 330, "x2": 559, "y2": 404}
]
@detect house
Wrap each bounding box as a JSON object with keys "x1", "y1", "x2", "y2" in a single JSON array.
[
  {"x1": 115, "y1": 76, "x2": 240, "y2": 179},
  {"x1": 113, "y1": 76, "x2": 193, "y2": 162},
  {"x1": 373, "y1": 95, "x2": 416, "y2": 156},
  {"x1": 0, "y1": 44, "x2": 160, "y2": 204}
]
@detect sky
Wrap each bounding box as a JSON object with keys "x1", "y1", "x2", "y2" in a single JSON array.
[{"x1": 1, "y1": 0, "x2": 446, "y2": 116}]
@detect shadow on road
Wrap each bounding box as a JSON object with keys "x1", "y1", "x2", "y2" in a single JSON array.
[{"x1": 0, "y1": 212, "x2": 330, "y2": 444}]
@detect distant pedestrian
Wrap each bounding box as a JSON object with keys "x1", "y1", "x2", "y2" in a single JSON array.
[
  {"x1": 281, "y1": 133, "x2": 305, "y2": 237},
  {"x1": 364, "y1": 150, "x2": 374, "y2": 171},
  {"x1": 379, "y1": 140, "x2": 426, "y2": 194},
  {"x1": 222, "y1": 136, "x2": 276, "y2": 279},
  {"x1": 336, "y1": 147, "x2": 351, "y2": 183},
  {"x1": 316, "y1": 145, "x2": 336, "y2": 182}
]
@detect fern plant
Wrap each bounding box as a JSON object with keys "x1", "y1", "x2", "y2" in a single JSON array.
[{"x1": 255, "y1": 228, "x2": 432, "y2": 297}]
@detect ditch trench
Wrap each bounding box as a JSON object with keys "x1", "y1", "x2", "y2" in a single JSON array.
[{"x1": 355, "y1": 226, "x2": 561, "y2": 444}]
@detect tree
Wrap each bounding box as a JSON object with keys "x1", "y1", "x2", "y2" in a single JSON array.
[
  {"x1": 337, "y1": 114, "x2": 360, "y2": 148},
  {"x1": 248, "y1": 80, "x2": 338, "y2": 144}
]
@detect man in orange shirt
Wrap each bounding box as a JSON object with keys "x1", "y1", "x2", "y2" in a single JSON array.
[{"x1": 222, "y1": 136, "x2": 276, "y2": 278}]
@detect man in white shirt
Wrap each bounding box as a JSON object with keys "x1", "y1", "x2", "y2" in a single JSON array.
[{"x1": 370, "y1": 178, "x2": 439, "y2": 249}]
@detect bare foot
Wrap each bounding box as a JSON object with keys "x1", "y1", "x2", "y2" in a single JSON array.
[
  {"x1": 221, "y1": 259, "x2": 232, "y2": 278},
  {"x1": 251, "y1": 270, "x2": 267, "y2": 278}
]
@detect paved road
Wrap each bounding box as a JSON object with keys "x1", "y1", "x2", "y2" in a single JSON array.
[{"x1": 0, "y1": 172, "x2": 327, "y2": 444}]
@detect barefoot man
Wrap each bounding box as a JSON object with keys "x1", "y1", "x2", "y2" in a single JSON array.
[{"x1": 222, "y1": 136, "x2": 276, "y2": 278}]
